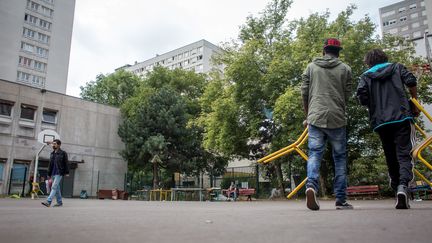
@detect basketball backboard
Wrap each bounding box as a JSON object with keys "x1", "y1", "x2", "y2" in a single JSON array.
[{"x1": 37, "y1": 129, "x2": 60, "y2": 144}]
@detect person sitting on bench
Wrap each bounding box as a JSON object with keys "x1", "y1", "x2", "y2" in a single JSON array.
[{"x1": 227, "y1": 182, "x2": 237, "y2": 201}]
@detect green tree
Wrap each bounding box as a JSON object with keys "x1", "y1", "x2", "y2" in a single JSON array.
[
  {"x1": 119, "y1": 67, "x2": 228, "y2": 188},
  {"x1": 201, "y1": 0, "x2": 432, "y2": 196},
  {"x1": 80, "y1": 69, "x2": 141, "y2": 107}
]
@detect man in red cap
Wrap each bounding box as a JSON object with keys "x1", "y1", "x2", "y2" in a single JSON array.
[{"x1": 301, "y1": 38, "x2": 353, "y2": 210}]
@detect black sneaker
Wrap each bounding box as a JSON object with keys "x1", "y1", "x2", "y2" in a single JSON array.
[
  {"x1": 396, "y1": 185, "x2": 410, "y2": 209},
  {"x1": 53, "y1": 203, "x2": 63, "y2": 207},
  {"x1": 336, "y1": 201, "x2": 354, "y2": 210},
  {"x1": 306, "y1": 187, "x2": 320, "y2": 211},
  {"x1": 41, "y1": 201, "x2": 51, "y2": 207}
]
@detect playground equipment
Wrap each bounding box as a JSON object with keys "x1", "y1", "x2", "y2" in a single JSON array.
[
  {"x1": 410, "y1": 98, "x2": 432, "y2": 188},
  {"x1": 258, "y1": 98, "x2": 432, "y2": 198},
  {"x1": 257, "y1": 127, "x2": 309, "y2": 199}
]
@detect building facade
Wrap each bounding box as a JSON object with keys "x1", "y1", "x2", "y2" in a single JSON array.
[
  {"x1": 120, "y1": 39, "x2": 223, "y2": 76},
  {"x1": 379, "y1": 0, "x2": 432, "y2": 57},
  {"x1": 0, "y1": 0, "x2": 75, "y2": 94},
  {"x1": 0, "y1": 79, "x2": 126, "y2": 197}
]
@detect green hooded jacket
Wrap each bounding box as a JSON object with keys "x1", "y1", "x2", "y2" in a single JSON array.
[{"x1": 301, "y1": 55, "x2": 352, "y2": 129}]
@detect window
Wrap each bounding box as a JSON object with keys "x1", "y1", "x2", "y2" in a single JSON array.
[
  {"x1": 398, "y1": 7, "x2": 406, "y2": 13},
  {"x1": 421, "y1": 1, "x2": 425, "y2": 7},
  {"x1": 401, "y1": 26, "x2": 409, "y2": 31},
  {"x1": 400, "y1": 16, "x2": 407, "y2": 22},
  {"x1": 0, "y1": 100, "x2": 14, "y2": 117},
  {"x1": 197, "y1": 55, "x2": 203, "y2": 60},
  {"x1": 403, "y1": 34, "x2": 411, "y2": 39},
  {"x1": 41, "y1": 6, "x2": 53, "y2": 17},
  {"x1": 388, "y1": 28, "x2": 398, "y2": 34},
  {"x1": 21, "y1": 42, "x2": 34, "y2": 53},
  {"x1": 424, "y1": 20, "x2": 428, "y2": 25},
  {"x1": 198, "y1": 46, "x2": 203, "y2": 53},
  {"x1": 383, "y1": 19, "x2": 397, "y2": 27},
  {"x1": 22, "y1": 28, "x2": 35, "y2": 38},
  {"x1": 381, "y1": 10, "x2": 395, "y2": 18},
  {"x1": 37, "y1": 33, "x2": 50, "y2": 44},
  {"x1": 32, "y1": 75, "x2": 45, "y2": 85},
  {"x1": 0, "y1": 159, "x2": 5, "y2": 181},
  {"x1": 17, "y1": 71, "x2": 31, "y2": 81},
  {"x1": 42, "y1": 109, "x2": 57, "y2": 123},
  {"x1": 36, "y1": 47, "x2": 48, "y2": 58},
  {"x1": 27, "y1": 1, "x2": 39, "y2": 11},
  {"x1": 39, "y1": 19, "x2": 51, "y2": 30},
  {"x1": 20, "y1": 104, "x2": 36, "y2": 120},
  {"x1": 19, "y1": 56, "x2": 32, "y2": 67},
  {"x1": 409, "y1": 4, "x2": 417, "y2": 10},
  {"x1": 411, "y1": 13, "x2": 418, "y2": 19},
  {"x1": 412, "y1": 22, "x2": 420, "y2": 28},
  {"x1": 24, "y1": 14, "x2": 38, "y2": 25},
  {"x1": 423, "y1": 10, "x2": 427, "y2": 16},
  {"x1": 413, "y1": 31, "x2": 422, "y2": 38},
  {"x1": 33, "y1": 61, "x2": 47, "y2": 71},
  {"x1": 195, "y1": 64, "x2": 203, "y2": 72}
]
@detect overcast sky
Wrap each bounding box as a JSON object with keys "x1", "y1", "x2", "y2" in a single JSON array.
[{"x1": 66, "y1": 0, "x2": 398, "y2": 97}]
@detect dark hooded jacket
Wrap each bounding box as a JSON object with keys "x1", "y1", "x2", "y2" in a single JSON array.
[
  {"x1": 357, "y1": 62, "x2": 417, "y2": 131},
  {"x1": 301, "y1": 55, "x2": 352, "y2": 129}
]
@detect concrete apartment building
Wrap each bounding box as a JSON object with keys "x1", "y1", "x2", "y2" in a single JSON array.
[
  {"x1": 120, "y1": 39, "x2": 223, "y2": 76},
  {"x1": 0, "y1": 0, "x2": 75, "y2": 94},
  {"x1": 0, "y1": 79, "x2": 126, "y2": 197},
  {"x1": 379, "y1": 0, "x2": 432, "y2": 57},
  {"x1": 379, "y1": 0, "x2": 432, "y2": 130}
]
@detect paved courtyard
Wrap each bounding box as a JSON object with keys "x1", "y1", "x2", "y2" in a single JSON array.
[{"x1": 0, "y1": 198, "x2": 431, "y2": 243}]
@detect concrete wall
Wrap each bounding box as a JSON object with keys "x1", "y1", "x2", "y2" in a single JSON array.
[{"x1": 0, "y1": 79, "x2": 126, "y2": 197}]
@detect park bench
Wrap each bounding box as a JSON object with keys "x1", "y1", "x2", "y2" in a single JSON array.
[
  {"x1": 98, "y1": 189, "x2": 128, "y2": 200},
  {"x1": 239, "y1": 188, "x2": 255, "y2": 201},
  {"x1": 222, "y1": 188, "x2": 256, "y2": 201},
  {"x1": 347, "y1": 185, "x2": 379, "y2": 199},
  {"x1": 410, "y1": 181, "x2": 432, "y2": 200}
]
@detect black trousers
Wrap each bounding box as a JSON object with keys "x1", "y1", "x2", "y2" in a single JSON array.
[{"x1": 376, "y1": 120, "x2": 416, "y2": 191}]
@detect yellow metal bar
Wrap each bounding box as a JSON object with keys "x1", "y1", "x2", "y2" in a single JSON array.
[
  {"x1": 415, "y1": 123, "x2": 427, "y2": 137},
  {"x1": 411, "y1": 98, "x2": 432, "y2": 122},
  {"x1": 263, "y1": 147, "x2": 296, "y2": 163},
  {"x1": 287, "y1": 177, "x2": 308, "y2": 199},
  {"x1": 295, "y1": 148, "x2": 309, "y2": 161},
  {"x1": 258, "y1": 128, "x2": 308, "y2": 163},
  {"x1": 414, "y1": 169, "x2": 432, "y2": 188},
  {"x1": 418, "y1": 154, "x2": 432, "y2": 171}
]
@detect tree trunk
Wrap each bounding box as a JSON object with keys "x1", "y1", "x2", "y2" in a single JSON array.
[
  {"x1": 274, "y1": 162, "x2": 285, "y2": 196},
  {"x1": 152, "y1": 162, "x2": 159, "y2": 189}
]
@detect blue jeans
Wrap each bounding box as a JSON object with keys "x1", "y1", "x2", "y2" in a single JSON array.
[
  {"x1": 306, "y1": 125, "x2": 347, "y2": 202},
  {"x1": 47, "y1": 175, "x2": 63, "y2": 204}
]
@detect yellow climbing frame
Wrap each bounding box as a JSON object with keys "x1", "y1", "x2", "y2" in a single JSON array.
[
  {"x1": 410, "y1": 98, "x2": 432, "y2": 188},
  {"x1": 257, "y1": 98, "x2": 432, "y2": 199},
  {"x1": 257, "y1": 127, "x2": 309, "y2": 199}
]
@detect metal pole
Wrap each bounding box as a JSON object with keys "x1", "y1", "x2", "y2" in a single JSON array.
[
  {"x1": 22, "y1": 167, "x2": 27, "y2": 197},
  {"x1": 8, "y1": 168, "x2": 13, "y2": 195},
  {"x1": 32, "y1": 145, "x2": 46, "y2": 199},
  {"x1": 255, "y1": 164, "x2": 259, "y2": 196},
  {"x1": 96, "y1": 170, "x2": 100, "y2": 197}
]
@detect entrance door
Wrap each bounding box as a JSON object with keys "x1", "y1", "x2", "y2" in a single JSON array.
[
  {"x1": 61, "y1": 168, "x2": 74, "y2": 197},
  {"x1": 9, "y1": 162, "x2": 29, "y2": 196}
]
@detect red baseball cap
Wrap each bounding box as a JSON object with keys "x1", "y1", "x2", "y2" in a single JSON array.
[{"x1": 324, "y1": 38, "x2": 343, "y2": 50}]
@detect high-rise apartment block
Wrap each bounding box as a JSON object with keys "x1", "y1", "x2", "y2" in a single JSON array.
[
  {"x1": 0, "y1": 0, "x2": 75, "y2": 94},
  {"x1": 120, "y1": 39, "x2": 223, "y2": 76},
  {"x1": 379, "y1": 0, "x2": 432, "y2": 58}
]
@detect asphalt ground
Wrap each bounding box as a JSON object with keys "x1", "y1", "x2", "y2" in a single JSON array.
[{"x1": 0, "y1": 198, "x2": 431, "y2": 243}]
